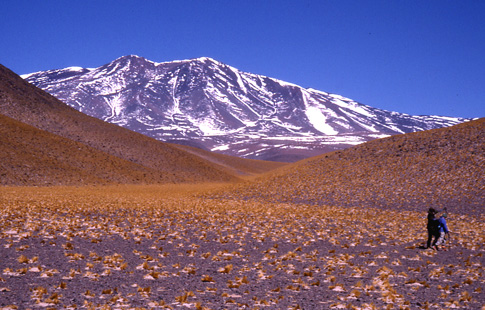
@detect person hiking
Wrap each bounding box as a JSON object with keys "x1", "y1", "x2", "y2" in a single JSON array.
[
  {"x1": 434, "y1": 213, "x2": 450, "y2": 251},
  {"x1": 426, "y1": 207, "x2": 440, "y2": 249}
]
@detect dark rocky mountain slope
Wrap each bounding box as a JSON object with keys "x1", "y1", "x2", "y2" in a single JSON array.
[{"x1": 23, "y1": 55, "x2": 469, "y2": 161}]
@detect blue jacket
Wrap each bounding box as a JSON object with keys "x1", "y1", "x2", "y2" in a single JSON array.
[{"x1": 438, "y1": 217, "x2": 449, "y2": 233}]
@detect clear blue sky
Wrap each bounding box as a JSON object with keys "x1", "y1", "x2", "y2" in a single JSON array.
[{"x1": 2, "y1": 0, "x2": 484, "y2": 118}]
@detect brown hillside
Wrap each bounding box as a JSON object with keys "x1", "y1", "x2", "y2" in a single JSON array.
[
  {"x1": 0, "y1": 64, "x2": 281, "y2": 185},
  {"x1": 0, "y1": 114, "x2": 197, "y2": 186},
  {"x1": 222, "y1": 118, "x2": 484, "y2": 215}
]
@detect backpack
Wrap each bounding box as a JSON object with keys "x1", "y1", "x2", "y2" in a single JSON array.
[
  {"x1": 428, "y1": 216, "x2": 441, "y2": 234},
  {"x1": 433, "y1": 218, "x2": 443, "y2": 234}
]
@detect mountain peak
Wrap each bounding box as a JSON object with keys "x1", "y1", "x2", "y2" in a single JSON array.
[
  {"x1": 111, "y1": 55, "x2": 226, "y2": 70},
  {"x1": 109, "y1": 54, "x2": 154, "y2": 67},
  {"x1": 193, "y1": 56, "x2": 223, "y2": 64},
  {"x1": 159, "y1": 56, "x2": 224, "y2": 67},
  {"x1": 114, "y1": 54, "x2": 147, "y2": 61}
]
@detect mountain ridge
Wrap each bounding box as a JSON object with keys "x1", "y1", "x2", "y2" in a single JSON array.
[{"x1": 22, "y1": 55, "x2": 470, "y2": 162}]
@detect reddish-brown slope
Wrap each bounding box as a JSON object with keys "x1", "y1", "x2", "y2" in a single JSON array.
[
  {"x1": 0, "y1": 64, "x2": 281, "y2": 185},
  {"x1": 222, "y1": 118, "x2": 484, "y2": 214},
  {"x1": 0, "y1": 114, "x2": 177, "y2": 185}
]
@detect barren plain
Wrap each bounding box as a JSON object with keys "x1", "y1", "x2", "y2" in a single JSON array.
[{"x1": 0, "y1": 184, "x2": 483, "y2": 309}]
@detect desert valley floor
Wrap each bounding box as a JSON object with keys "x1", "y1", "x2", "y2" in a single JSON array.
[{"x1": 0, "y1": 184, "x2": 483, "y2": 309}]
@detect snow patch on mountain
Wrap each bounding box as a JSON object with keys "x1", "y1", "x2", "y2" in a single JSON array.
[{"x1": 306, "y1": 106, "x2": 338, "y2": 135}]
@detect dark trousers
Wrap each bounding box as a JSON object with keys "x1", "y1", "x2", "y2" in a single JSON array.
[{"x1": 426, "y1": 229, "x2": 439, "y2": 248}]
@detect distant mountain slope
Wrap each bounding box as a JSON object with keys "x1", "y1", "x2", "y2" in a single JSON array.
[
  {"x1": 221, "y1": 119, "x2": 484, "y2": 214},
  {"x1": 0, "y1": 64, "x2": 282, "y2": 185},
  {"x1": 22, "y1": 55, "x2": 469, "y2": 162},
  {"x1": 172, "y1": 143, "x2": 286, "y2": 177}
]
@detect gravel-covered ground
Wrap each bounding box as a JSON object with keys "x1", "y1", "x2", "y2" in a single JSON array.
[{"x1": 0, "y1": 186, "x2": 484, "y2": 309}]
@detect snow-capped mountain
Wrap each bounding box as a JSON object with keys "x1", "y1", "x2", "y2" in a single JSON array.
[{"x1": 22, "y1": 55, "x2": 469, "y2": 161}]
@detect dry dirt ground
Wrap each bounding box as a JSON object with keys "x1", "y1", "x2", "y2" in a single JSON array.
[{"x1": 0, "y1": 185, "x2": 483, "y2": 309}]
